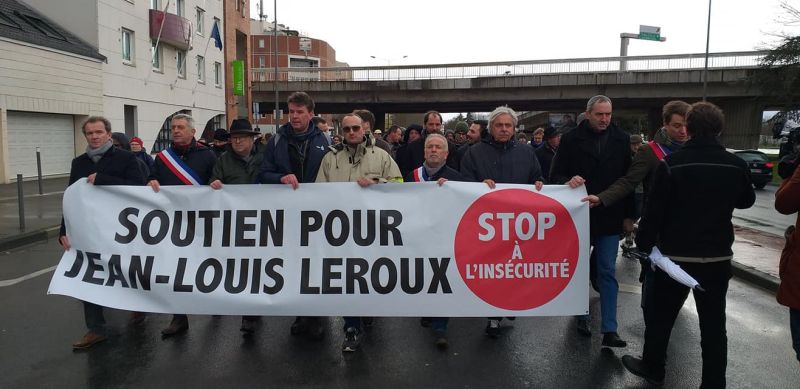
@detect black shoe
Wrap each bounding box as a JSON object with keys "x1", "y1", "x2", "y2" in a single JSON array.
[
  {"x1": 601, "y1": 332, "x2": 627, "y2": 348},
  {"x1": 621, "y1": 355, "x2": 664, "y2": 386},
  {"x1": 306, "y1": 317, "x2": 325, "y2": 341},
  {"x1": 485, "y1": 319, "x2": 500, "y2": 338},
  {"x1": 420, "y1": 317, "x2": 432, "y2": 328},
  {"x1": 434, "y1": 331, "x2": 448, "y2": 349},
  {"x1": 161, "y1": 316, "x2": 189, "y2": 338},
  {"x1": 576, "y1": 319, "x2": 591, "y2": 337},
  {"x1": 362, "y1": 317, "x2": 374, "y2": 330},
  {"x1": 290, "y1": 317, "x2": 307, "y2": 336},
  {"x1": 240, "y1": 318, "x2": 256, "y2": 335},
  {"x1": 342, "y1": 327, "x2": 361, "y2": 352}
]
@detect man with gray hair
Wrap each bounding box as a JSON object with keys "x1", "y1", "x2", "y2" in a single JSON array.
[
  {"x1": 550, "y1": 95, "x2": 634, "y2": 348},
  {"x1": 460, "y1": 105, "x2": 544, "y2": 338},
  {"x1": 147, "y1": 113, "x2": 217, "y2": 338}
]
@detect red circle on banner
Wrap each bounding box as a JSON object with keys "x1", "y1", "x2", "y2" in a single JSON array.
[{"x1": 454, "y1": 189, "x2": 579, "y2": 310}]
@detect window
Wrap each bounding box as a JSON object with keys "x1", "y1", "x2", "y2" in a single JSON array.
[
  {"x1": 177, "y1": 50, "x2": 186, "y2": 78},
  {"x1": 258, "y1": 39, "x2": 264, "y2": 49},
  {"x1": 195, "y1": 7, "x2": 204, "y2": 36},
  {"x1": 121, "y1": 28, "x2": 134, "y2": 63},
  {"x1": 214, "y1": 62, "x2": 222, "y2": 87},
  {"x1": 124, "y1": 105, "x2": 138, "y2": 138},
  {"x1": 258, "y1": 56, "x2": 265, "y2": 68},
  {"x1": 149, "y1": 0, "x2": 160, "y2": 10},
  {"x1": 151, "y1": 39, "x2": 161, "y2": 71},
  {"x1": 196, "y1": 55, "x2": 205, "y2": 82},
  {"x1": 176, "y1": 0, "x2": 185, "y2": 17}
]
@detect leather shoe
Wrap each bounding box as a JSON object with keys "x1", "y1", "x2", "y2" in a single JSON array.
[
  {"x1": 576, "y1": 319, "x2": 591, "y2": 337},
  {"x1": 161, "y1": 317, "x2": 189, "y2": 337},
  {"x1": 72, "y1": 331, "x2": 107, "y2": 350},
  {"x1": 601, "y1": 332, "x2": 627, "y2": 348},
  {"x1": 240, "y1": 318, "x2": 256, "y2": 335},
  {"x1": 622, "y1": 355, "x2": 664, "y2": 386},
  {"x1": 128, "y1": 311, "x2": 146, "y2": 325}
]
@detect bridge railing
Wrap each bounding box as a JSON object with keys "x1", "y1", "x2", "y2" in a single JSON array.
[{"x1": 251, "y1": 51, "x2": 768, "y2": 82}]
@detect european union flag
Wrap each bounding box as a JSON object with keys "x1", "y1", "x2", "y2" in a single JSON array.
[{"x1": 211, "y1": 22, "x2": 222, "y2": 51}]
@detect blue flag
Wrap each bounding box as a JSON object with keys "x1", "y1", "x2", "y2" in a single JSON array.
[{"x1": 211, "y1": 22, "x2": 222, "y2": 51}]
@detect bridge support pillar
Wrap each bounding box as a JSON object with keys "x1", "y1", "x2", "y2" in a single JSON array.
[
  {"x1": 372, "y1": 108, "x2": 387, "y2": 133},
  {"x1": 716, "y1": 100, "x2": 763, "y2": 150}
]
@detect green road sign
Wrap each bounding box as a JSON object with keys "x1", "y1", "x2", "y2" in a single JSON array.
[
  {"x1": 232, "y1": 60, "x2": 244, "y2": 96},
  {"x1": 639, "y1": 32, "x2": 661, "y2": 41}
]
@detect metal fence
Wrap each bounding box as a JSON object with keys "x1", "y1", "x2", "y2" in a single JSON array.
[{"x1": 251, "y1": 51, "x2": 768, "y2": 83}]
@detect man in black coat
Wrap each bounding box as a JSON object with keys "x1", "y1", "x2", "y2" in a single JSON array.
[
  {"x1": 622, "y1": 102, "x2": 755, "y2": 388},
  {"x1": 147, "y1": 113, "x2": 216, "y2": 338},
  {"x1": 550, "y1": 95, "x2": 633, "y2": 348},
  {"x1": 404, "y1": 133, "x2": 463, "y2": 348},
  {"x1": 397, "y1": 111, "x2": 461, "y2": 177},
  {"x1": 535, "y1": 126, "x2": 561, "y2": 183},
  {"x1": 460, "y1": 106, "x2": 544, "y2": 338},
  {"x1": 60, "y1": 116, "x2": 146, "y2": 350}
]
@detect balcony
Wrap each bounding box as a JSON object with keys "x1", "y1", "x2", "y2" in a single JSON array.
[{"x1": 149, "y1": 9, "x2": 191, "y2": 51}]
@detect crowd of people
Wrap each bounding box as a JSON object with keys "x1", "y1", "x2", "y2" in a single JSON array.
[{"x1": 59, "y1": 90, "x2": 800, "y2": 387}]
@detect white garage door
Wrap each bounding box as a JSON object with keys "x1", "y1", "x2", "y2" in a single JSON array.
[{"x1": 8, "y1": 111, "x2": 75, "y2": 178}]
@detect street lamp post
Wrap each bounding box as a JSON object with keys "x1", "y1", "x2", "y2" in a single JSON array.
[
  {"x1": 370, "y1": 55, "x2": 407, "y2": 66},
  {"x1": 619, "y1": 25, "x2": 666, "y2": 71},
  {"x1": 703, "y1": 0, "x2": 712, "y2": 101},
  {"x1": 273, "y1": 0, "x2": 279, "y2": 129}
]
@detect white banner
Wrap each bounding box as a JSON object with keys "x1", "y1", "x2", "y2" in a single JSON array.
[{"x1": 48, "y1": 179, "x2": 590, "y2": 317}]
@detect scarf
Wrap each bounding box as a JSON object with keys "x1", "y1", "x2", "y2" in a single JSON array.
[
  {"x1": 423, "y1": 162, "x2": 444, "y2": 178},
  {"x1": 655, "y1": 127, "x2": 685, "y2": 153},
  {"x1": 86, "y1": 140, "x2": 112, "y2": 163}
]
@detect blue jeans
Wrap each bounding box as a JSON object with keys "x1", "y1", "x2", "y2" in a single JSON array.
[
  {"x1": 791, "y1": 308, "x2": 800, "y2": 362},
  {"x1": 585, "y1": 235, "x2": 619, "y2": 333}
]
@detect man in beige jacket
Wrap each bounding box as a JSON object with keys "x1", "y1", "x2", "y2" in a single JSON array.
[{"x1": 315, "y1": 113, "x2": 403, "y2": 352}]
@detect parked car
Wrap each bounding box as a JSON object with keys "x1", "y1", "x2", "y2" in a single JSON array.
[{"x1": 730, "y1": 149, "x2": 774, "y2": 189}]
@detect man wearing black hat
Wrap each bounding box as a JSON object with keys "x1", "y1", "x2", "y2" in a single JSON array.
[
  {"x1": 535, "y1": 127, "x2": 561, "y2": 183},
  {"x1": 209, "y1": 119, "x2": 264, "y2": 336},
  {"x1": 212, "y1": 128, "x2": 230, "y2": 157}
]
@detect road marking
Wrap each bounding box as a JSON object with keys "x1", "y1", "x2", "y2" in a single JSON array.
[
  {"x1": 0, "y1": 191, "x2": 64, "y2": 202},
  {"x1": 0, "y1": 265, "x2": 56, "y2": 287}
]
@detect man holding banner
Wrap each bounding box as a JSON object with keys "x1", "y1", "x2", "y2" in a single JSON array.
[
  {"x1": 209, "y1": 118, "x2": 263, "y2": 336},
  {"x1": 258, "y1": 91, "x2": 329, "y2": 341},
  {"x1": 460, "y1": 105, "x2": 544, "y2": 338},
  {"x1": 405, "y1": 133, "x2": 464, "y2": 348},
  {"x1": 147, "y1": 113, "x2": 216, "y2": 337},
  {"x1": 60, "y1": 116, "x2": 146, "y2": 349},
  {"x1": 316, "y1": 113, "x2": 403, "y2": 352}
]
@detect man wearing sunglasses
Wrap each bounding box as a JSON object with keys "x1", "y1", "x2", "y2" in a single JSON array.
[
  {"x1": 258, "y1": 91, "x2": 330, "y2": 340},
  {"x1": 316, "y1": 113, "x2": 403, "y2": 353}
]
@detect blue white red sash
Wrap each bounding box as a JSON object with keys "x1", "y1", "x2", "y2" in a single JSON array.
[
  {"x1": 647, "y1": 141, "x2": 670, "y2": 161},
  {"x1": 412, "y1": 166, "x2": 429, "y2": 182},
  {"x1": 157, "y1": 148, "x2": 202, "y2": 185}
]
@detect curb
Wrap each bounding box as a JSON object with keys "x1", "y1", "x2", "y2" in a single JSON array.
[
  {"x1": 731, "y1": 260, "x2": 779, "y2": 293},
  {"x1": 0, "y1": 225, "x2": 60, "y2": 252}
]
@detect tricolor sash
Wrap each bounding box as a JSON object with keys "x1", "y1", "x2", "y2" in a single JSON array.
[
  {"x1": 647, "y1": 141, "x2": 669, "y2": 161},
  {"x1": 412, "y1": 166, "x2": 429, "y2": 182},
  {"x1": 157, "y1": 148, "x2": 202, "y2": 185}
]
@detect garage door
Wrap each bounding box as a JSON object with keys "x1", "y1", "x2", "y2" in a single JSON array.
[{"x1": 7, "y1": 111, "x2": 75, "y2": 178}]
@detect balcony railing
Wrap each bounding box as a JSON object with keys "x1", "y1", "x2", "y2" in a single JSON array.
[
  {"x1": 149, "y1": 9, "x2": 192, "y2": 51},
  {"x1": 251, "y1": 51, "x2": 768, "y2": 83}
]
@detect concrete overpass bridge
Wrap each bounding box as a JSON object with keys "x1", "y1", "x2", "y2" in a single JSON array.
[{"x1": 252, "y1": 51, "x2": 775, "y2": 149}]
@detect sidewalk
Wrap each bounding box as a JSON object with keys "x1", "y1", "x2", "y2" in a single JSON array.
[
  {"x1": 0, "y1": 176, "x2": 67, "y2": 251},
  {"x1": 0, "y1": 177, "x2": 788, "y2": 292}
]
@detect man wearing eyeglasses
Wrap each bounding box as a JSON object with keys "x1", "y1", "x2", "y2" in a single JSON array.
[
  {"x1": 316, "y1": 113, "x2": 403, "y2": 353},
  {"x1": 258, "y1": 91, "x2": 330, "y2": 340}
]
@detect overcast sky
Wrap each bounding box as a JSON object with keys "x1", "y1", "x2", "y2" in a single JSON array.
[{"x1": 251, "y1": 0, "x2": 798, "y2": 66}]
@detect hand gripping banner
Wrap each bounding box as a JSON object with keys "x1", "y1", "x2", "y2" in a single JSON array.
[{"x1": 48, "y1": 179, "x2": 590, "y2": 317}]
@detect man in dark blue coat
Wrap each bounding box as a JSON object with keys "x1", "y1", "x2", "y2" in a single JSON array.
[
  {"x1": 258, "y1": 91, "x2": 329, "y2": 340},
  {"x1": 460, "y1": 106, "x2": 544, "y2": 338},
  {"x1": 60, "y1": 116, "x2": 146, "y2": 350},
  {"x1": 147, "y1": 113, "x2": 216, "y2": 338}
]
